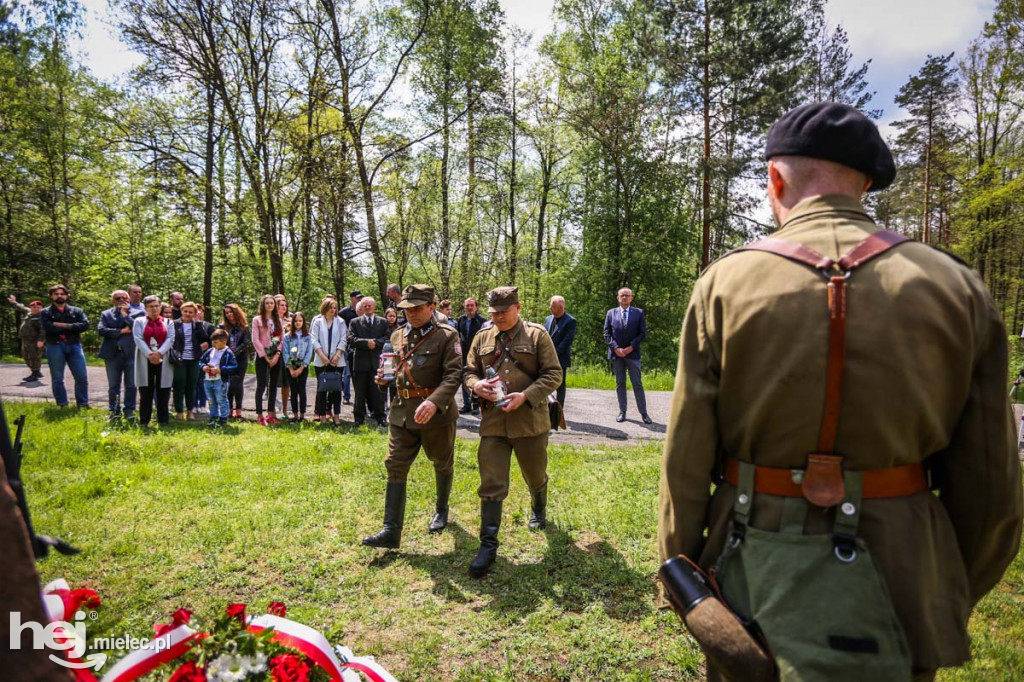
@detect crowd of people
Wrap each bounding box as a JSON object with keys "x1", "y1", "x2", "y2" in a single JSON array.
[{"x1": 5, "y1": 281, "x2": 677, "y2": 429}]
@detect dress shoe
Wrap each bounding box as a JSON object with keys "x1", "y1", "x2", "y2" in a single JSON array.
[
  {"x1": 615, "y1": 412, "x2": 626, "y2": 423},
  {"x1": 459, "y1": 404, "x2": 473, "y2": 414},
  {"x1": 641, "y1": 414, "x2": 653, "y2": 425}
]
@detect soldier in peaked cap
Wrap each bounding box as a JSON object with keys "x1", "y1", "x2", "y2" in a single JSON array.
[
  {"x1": 659, "y1": 103, "x2": 1021, "y2": 680},
  {"x1": 362, "y1": 284, "x2": 462, "y2": 549},
  {"x1": 463, "y1": 286, "x2": 562, "y2": 577}
]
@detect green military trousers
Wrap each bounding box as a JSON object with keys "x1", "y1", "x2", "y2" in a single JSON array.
[
  {"x1": 385, "y1": 422, "x2": 456, "y2": 482},
  {"x1": 477, "y1": 434, "x2": 549, "y2": 501}
]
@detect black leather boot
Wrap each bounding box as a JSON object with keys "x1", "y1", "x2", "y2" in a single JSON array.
[
  {"x1": 361, "y1": 481, "x2": 406, "y2": 548},
  {"x1": 429, "y1": 471, "x2": 453, "y2": 533},
  {"x1": 468, "y1": 500, "x2": 502, "y2": 578},
  {"x1": 528, "y1": 486, "x2": 547, "y2": 531}
]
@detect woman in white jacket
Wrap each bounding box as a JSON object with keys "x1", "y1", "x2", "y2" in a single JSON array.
[
  {"x1": 133, "y1": 295, "x2": 176, "y2": 425},
  {"x1": 310, "y1": 297, "x2": 347, "y2": 425}
]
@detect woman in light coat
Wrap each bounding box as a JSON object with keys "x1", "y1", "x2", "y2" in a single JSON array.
[
  {"x1": 310, "y1": 297, "x2": 347, "y2": 425},
  {"x1": 133, "y1": 295, "x2": 176, "y2": 425}
]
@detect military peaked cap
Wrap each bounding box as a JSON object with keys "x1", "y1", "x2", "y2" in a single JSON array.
[
  {"x1": 487, "y1": 286, "x2": 519, "y2": 312},
  {"x1": 398, "y1": 284, "x2": 435, "y2": 309},
  {"x1": 765, "y1": 102, "x2": 896, "y2": 191}
]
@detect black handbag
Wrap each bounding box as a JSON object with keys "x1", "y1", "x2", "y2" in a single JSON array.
[
  {"x1": 168, "y1": 321, "x2": 183, "y2": 364},
  {"x1": 317, "y1": 367, "x2": 343, "y2": 393}
]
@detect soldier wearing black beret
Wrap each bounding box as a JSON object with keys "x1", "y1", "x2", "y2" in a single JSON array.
[{"x1": 660, "y1": 103, "x2": 1021, "y2": 681}]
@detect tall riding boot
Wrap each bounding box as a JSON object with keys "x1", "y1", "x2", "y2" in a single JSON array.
[
  {"x1": 361, "y1": 481, "x2": 407, "y2": 549},
  {"x1": 528, "y1": 486, "x2": 547, "y2": 531},
  {"x1": 429, "y1": 471, "x2": 454, "y2": 533},
  {"x1": 468, "y1": 500, "x2": 502, "y2": 578}
]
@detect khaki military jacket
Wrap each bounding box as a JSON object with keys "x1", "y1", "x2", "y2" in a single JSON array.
[
  {"x1": 658, "y1": 194, "x2": 1022, "y2": 670},
  {"x1": 465, "y1": 318, "x2": 563, "y2": 438},
  {"x1": 383, "y1": 321, "x2": 462, "y2": 430}
]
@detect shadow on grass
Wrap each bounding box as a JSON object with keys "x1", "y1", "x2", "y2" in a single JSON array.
[{"x1": 373, "y1": 520, "x2": 651, "y2": 622}]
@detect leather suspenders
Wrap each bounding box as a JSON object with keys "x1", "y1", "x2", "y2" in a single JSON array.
[{"x1": 723, "y1": 230, "x2": 928, "y2": 505}]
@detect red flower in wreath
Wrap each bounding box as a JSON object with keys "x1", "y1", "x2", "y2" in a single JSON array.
[
  {"x1": 269, "y1": 653, "x2": 309, "y2": 682},
  {"x1": 225, "y1": 603, "x2": 247, "y2": 623},
  {"x1": 267, "y1": 601, "x2": 287, "y2": 617},
  {"x1": 172, "y1": 608, "x2": 193, "y2": 626},
  {"x1": 68, "y1": 588, "x2": 101, "y2": 611},
  {"x1": 168, "y1": 661, "x2": 206, "y2": 682}
]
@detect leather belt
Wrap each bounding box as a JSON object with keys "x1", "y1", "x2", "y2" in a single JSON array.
[
  {"x1": 722, "y1": 457, "x2": 928, "y2": 500},
  {"x1": 398, "y1": 387, "x2": 433, "y2": 399}
]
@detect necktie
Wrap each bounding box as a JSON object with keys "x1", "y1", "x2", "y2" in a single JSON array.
[{"x1": 622, "y1": 308, "x2": 628, "y2": 327}]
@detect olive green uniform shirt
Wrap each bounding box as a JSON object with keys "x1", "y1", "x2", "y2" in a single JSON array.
[
  {"x1": 384, "y1": 322, "x2": 462, "y2": 429},
  {"x1": 658, "y1": 195, "x2": 1023, "y2": 670},
  {"x1": 465, "y1": 318, "x2": 563, "y2": 438}
]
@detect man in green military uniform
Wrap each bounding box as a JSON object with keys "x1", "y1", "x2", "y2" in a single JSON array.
[
  {"x1": 464, "y1": 286, "x2": 562, "y2": 577},
  {"x1": 362, "y1": 284, "x2": 463, "y2": 549},
  {"x1": 6, "y1": 295, "x2": 44, "y2": 382},
  {"x1": 659, "y1": 103, "x2": 1022, "y2": 680}
]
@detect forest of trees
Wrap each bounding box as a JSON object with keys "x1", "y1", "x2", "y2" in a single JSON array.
[{"x1": 1, "y1": 0, "x2": 1022, "y2": 371}]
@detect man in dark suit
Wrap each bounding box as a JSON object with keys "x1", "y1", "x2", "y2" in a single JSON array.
[
  {"x1": 340, "y1": 290, "x2": 362, "y2": 404},
  {"x1": 603, "y1": 288, "x2": 651, "y2": 424},
  {"x1": 544, "y1": 295, "x2": 576, "y2": 407},
  {"x1": 348, "y1": 296, "x2": 391, "y2": 426},
  {"x1": 98, "y1": 289, "x2": 144, "y2": 420},
  {"x1": 456, "y1": 297, "x2": 487, "y2": 415}
]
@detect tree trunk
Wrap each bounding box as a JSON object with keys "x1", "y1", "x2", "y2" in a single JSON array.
[
  {"x1": 440, "y1": 97, "x2": 451, "y2": 298},
  {"x1": 203, "y1": 84, "x2": 215, "y2": 309},
  {"x1": 700, "y1": 2, "x2": 712, "y2": 271}
]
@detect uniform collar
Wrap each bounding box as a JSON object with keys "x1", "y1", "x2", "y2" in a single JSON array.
[
  {"x1": 497, "y1": 318, "x2": 524, "y2": 340},
  {"x1": 777, "y1": 194, "x2": 871, "y2": 234},
  {"x1": 407, "y1": 320, "x2": 434, "y2": 335}
]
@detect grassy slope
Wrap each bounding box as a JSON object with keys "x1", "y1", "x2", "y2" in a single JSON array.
[{"x1": 7, "y1": 402, "x2": 1021, "y2": 680}]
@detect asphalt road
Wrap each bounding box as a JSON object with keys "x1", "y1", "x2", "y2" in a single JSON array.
[
  {"x1": 7, "y1": 363, "x2": 1024, "y2": 452},
  {"x1": 0, "y1": 363, "x2": 671, "y2": 446}
]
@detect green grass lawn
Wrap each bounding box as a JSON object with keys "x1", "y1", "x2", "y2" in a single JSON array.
[
  {"x1": 6, "y1": 401, "x2": 1023, "y2": 680},
  {"x1": 565, "y1": 364, "x2": 676, "y2": 392}
]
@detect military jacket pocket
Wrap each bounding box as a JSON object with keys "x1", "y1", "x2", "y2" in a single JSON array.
[{"x1": 512, "y1": 343, "x2": 539, "y2": 375}]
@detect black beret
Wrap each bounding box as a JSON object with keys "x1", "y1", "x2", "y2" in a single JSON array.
[{"x1": 765, "y1": 102, "x2": 896, "y2": 191}]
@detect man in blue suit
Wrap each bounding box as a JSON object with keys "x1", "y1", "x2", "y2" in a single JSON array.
[
  {"x1": 603, "y1": 288, "x2": 651, "y2": 424},
  {"x1": 544, "y1": 296, "x2": 576, "y2": 407},
  {"x1": 97, "y1": 289, "x2": 144, "y2": 420}
]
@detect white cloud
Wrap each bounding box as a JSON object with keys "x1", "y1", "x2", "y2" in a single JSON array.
[
  {"x1": 827, "y1": 0, "x2": 993, "y2": 62},
  {"x1": 499, "y1": 0, "x2": 557, "y2": 39},
  {"x1": 73, "y1": 0, "x2": 143, "y2": 82},
  {"x1": 826, "y1": 0, "x2": 995, "y2": 125}
]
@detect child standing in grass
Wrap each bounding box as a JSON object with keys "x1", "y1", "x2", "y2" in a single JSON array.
[
  {"x1": 200, "y1": 329, "x2": 238, "y2": 428},
  {"x1": 283, "y1": 311, "x2": 313, "y2": 423}
]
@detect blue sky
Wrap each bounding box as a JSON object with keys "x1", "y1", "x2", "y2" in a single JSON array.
[{"x1": 73, "y1": 0, "x2": 996, "y2": 132}]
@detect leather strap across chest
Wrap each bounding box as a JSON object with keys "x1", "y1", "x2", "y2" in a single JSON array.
[
  {"x1": 727, "y1": 230, "x2": 920, "y2": 506},
  {"x1": 395, "y1": 325, "x2": 441, "y2": 393}
]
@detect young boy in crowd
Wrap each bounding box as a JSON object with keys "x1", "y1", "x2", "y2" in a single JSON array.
[{"x1": 200, "y1": 329, "x2": 238, "y2": 428}]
